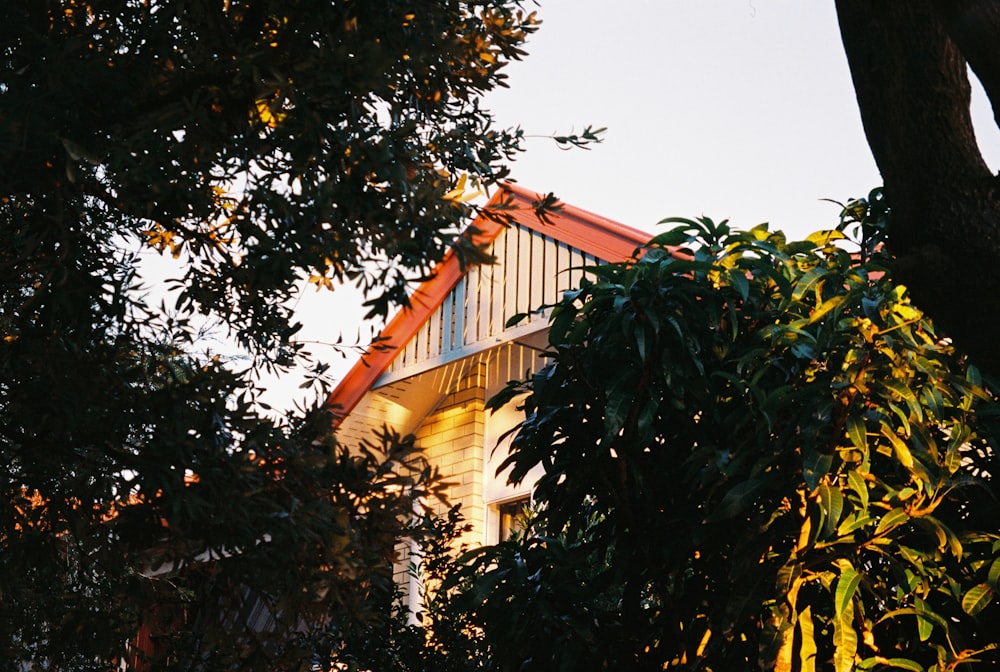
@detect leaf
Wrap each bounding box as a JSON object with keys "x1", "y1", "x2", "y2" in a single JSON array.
[
  {"x1": 835, "y1": 564, "x2": 861, "y2": 619},
  {"x1": 837, "y1": 512, "x2": 872, "y2": 536},
  {"x1": 799, "y1": 605, "x2": 817, "y2": 672},
  {"x1": 988, "y1": 558, "x2": 1000, "y2": 590},
  {"x1": 875, "y1": 507, "x2": 910, "y2": 537},
  {"x1": 879, "y1": 422, "x2": 913, "y2": 469},
  {"x1": 442, "y1": 172, "x2": 469, "y2": 201},
  {"x1": 791, "y1": 266, "x2": 830, "y2": 302},
  {"x1": 774, "y1": 618, "x2": 796, "y2": 672},
  {"x1": 803, "y1": 451, "x2": 833, "y2": 490},
  {"x1": 706, "y1": 476, "x2": 772, "y2": 522},
  {"x1": 728, "y1": 267, "x2": 750, "y2": 300},
  {"x1": 601, "y1": 367, "x2": 636, "y2": 443},
  {"x1": 847, "y1": 415, "x2": 867, "y2": 452},
  {"x1": 961, "y1": 583, "x2": 994, "y2": 617},
  {"x1": 819, "y1": 482, "x2": 844, "y2": 538},
  {"x1": 504, "y1": 312, "x2": 529, "y2": 328},
  {"x1": 833, "y1": 596, "x2": 858, "y2": 672},
  {"x1": 881, "y1": 658, "x2": 924, "y2": 672},
  {"x1": 809, "y1": 294, "x2": 845, "y2": 323},
  {"x1": 806, "y1": 229, "x2": 846, "y2": 246},
  {"x1": 847, "y1": 470, "x2": 869, "y2": 511},
  {"x1": 914, "y1": 596, "x2": 934, "y2": 642}
]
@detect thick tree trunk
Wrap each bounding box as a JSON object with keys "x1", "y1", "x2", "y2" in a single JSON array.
[{"x1": 836, "y1": 0, "x2": 1000, "y2": 378}]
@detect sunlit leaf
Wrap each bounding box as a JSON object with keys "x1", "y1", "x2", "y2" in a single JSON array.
[
  {"x1": 847, "y1": 415, "x2": 867, "y2": 452},
  {"x1": 961, "y1": 583, "x2": 994, "y2": 616},
  {"x1": 799, "y1": 605, "x2": 817, "y2": 672},
  {"x1": 833, "y1": 597, "x2": 858, "y2": 672},
  {"x1": 835, "y1": 563, "x2": 861, "y2": 618},
  {"x1": 875, "y1": 507, "x2": 909, "y2": 537}
]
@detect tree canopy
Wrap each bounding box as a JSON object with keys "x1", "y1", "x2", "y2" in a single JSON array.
[
  {"x1": 0, "y1": 1, "x2": 538, "y2": 669},
  {"x1": 466, "y1": 195, "x2": 1000, "y2": 671}
]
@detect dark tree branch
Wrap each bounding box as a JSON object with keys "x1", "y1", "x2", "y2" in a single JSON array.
[
  {"x1": 932, "y1": 0, "x2": 1000, "y2": 128},
  {"x1": 836, "y1": 0, "x2": 1000, "y2": 377}
]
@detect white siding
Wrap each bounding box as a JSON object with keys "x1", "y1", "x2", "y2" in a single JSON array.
[{"x1": 381, "y1": 223, "x2": 601, "y2": 383}]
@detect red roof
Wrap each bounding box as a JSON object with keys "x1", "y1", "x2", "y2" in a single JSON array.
[{"x1": 325, "y1": 183, "x2": 652, "y2": 422}]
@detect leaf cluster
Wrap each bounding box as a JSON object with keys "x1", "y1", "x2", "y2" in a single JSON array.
[
  {"x1": 0, "y1": 1, "x2": 537, "y2": 669},
  {"x1": 472, "y1": 193, "x2": 1000, "y2": 671}
]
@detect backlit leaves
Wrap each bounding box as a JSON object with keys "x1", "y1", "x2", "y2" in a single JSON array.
[
  {"x1": 1, "y1": 0, "x2": 537, "y2": 668},
  {"x1": 472, "y1": 190, "x2": 1000, "y2": 671}
]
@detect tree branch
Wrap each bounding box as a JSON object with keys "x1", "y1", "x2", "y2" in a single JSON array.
[
  {"x1": 932, "y1": 0, "x2": 1000, "y2": 129},
  {"x1": 836, "y1": 0, "x2": 1000, "y2": 377}
]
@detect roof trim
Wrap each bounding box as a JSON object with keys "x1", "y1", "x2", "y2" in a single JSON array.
[{"x1": 325, "y1": 183, "x2": 652, "y2": 423}]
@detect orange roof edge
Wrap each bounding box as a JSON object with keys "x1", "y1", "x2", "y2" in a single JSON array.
[
  {"x1": 501, "y1": 182, "x2": 650, "y2": 258},
  {"x1": 325, "y1": 183, "x2": 653, "y2": 425}
]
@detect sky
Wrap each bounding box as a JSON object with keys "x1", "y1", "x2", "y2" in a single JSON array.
[
  {"x1": 265, "y1": 1, "x2": 1000, "y2": 409},
  {"x1": 485, "y1": 0, "x2": 999, "y2": 236}
]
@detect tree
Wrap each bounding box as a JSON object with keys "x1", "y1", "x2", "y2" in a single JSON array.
[
  {"x1": 0, "y1": 1, "x2": 539, "y2": 669},
  {"x1": 835, "y1": 1, "x2": 1000, "y2": 378},
  {"x1": 465, "y1": 195, "x2": 1000, "y2": 671}
]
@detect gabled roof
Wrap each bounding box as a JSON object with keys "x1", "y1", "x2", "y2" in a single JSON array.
[{"x1": 325, "y1": 183, "x2": 651, "y2": 423}]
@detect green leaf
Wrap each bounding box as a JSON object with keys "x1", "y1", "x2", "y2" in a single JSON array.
[
  {"x1": 961, "y1": 583, "x2": 993, "y2": 616},
  {"x1": 728, "y1": 267, "x2": 750, "y2": 300},
  {"x1": 803, "y1": 451, "x2": 833, "y2": 490},
  {"x1": 988, "y1": 558, "x2": 1000, "y2": 590},
  {"x1": 504, "y1": 312, "x2": 529, "y2": 328},
  {"x1": 879, "y1": 422, "x2": 913, "y2": 469},
  {"x1": 832, "y1": 596, "x2": 858, "y2": 672},
  {"x1": 602, "y1": 367, "x2": 636, "y2": 443},
  {"x1": 819, "y1": 482, "x2": 844, "y2": 538},
  {"x1": 791, "y1": 266, "x2": 830, "y2": 303},
  {"x1": 875, "y1": 507, "x2": 909, "y2": 537},
  {"x1": 806, "y1": 229, "x2": 846, "y2": 246},
  {"x1": 914, "y1": 596, "x2": 934, "y2": 642},
  {"x1": 847, "y1": 470, "x2": 869, "y2": 511},
  {"x1": 847, "y1": 415, "x2": 867, "y2": 453},
  {"x1": 835, "y1": 562, "x2": 861, "y2": 618},
  {"x1": 706, "y1": 476, "x2": 772, "y2": 522},
  {"x1": 799, "y1": 605, "x2": 817, "y2": 672},
  {"x1": 809, "y1": 294, "x2": 845, "y2": 323},
  {"x1": 837, "y1": 512, "x2": 872, "y2": 536},
  {"x1": 881, "y1": 658, "x2": 924, "y2": 672}
]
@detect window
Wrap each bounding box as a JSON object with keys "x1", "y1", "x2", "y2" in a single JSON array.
[{"x1": 497, "y1": 496, "x2": 530, "y2": 542}]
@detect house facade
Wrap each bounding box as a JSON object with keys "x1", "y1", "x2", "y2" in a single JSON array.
[{"x1": 325, "y1": 183, "x2": 650, "y2": 607}]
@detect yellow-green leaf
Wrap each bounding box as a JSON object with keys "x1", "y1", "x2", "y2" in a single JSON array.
[
  {"x1": 835, "y1": 563, "x2": 861, "y2": 618},
  {"x1": 875, "y1": 507, "x2": 909, "y2": 537},
  {"x1": 847, "y1": 415, "x2": 867, "y2": 453},
  {"x1": 961, "y1": 583, "x2": 993, "y2": 616},
  {"x1": 819, "y1": 482, "x2": 844, "y2": 538},
  {"x1": 914, "y1": 596, "x2": 933, "y2": 642},
  {"x1": 833, "y1": 597, "x2": 857, "y2": 672},
  {"x1": 879, "y1": 422, "x2": 913, "y2": 469},
  {"x1": 799, "y1": 605, "x2": 817, "y2": 672}
]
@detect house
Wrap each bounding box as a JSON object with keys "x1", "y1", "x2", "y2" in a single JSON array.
[{"x1": 325, "y1": 183, "x2": 651, "y2": 609}]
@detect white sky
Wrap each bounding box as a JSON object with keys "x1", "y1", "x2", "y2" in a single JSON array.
[{"x1": 265, "y1": 1, "x2": 1000, "y2": 410}]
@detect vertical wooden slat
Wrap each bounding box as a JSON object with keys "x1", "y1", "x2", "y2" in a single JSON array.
[
  {"x1": 467, "y1": 263, "x2": 481, "y2": 343},
  {"x1": 557, "y1": 241, "x2": 572, "y2": 298},
  {"x1": 477, "y1": 247, "x2": 492, "y2": 342},
  {"x1": 453, "y1": 275, "x2": 466, "y2": 349},
  {"x1": 517, "y1": 225, "x2": 533, "y2": 320},
  {"x1": 503, "y1": 224, "x2": 519, "y2": 330},
  {"x1": 529, "y1": 231, "x2": 545, "y2": 318},
  {"x1": 437, "y1": 285, "x2": 450, "y2": 354},
  {"x1": 544, "y1": 234, "x2": 560, "y2": 306},
  {"x1": 490, "y1": 230, "x2": 505, "y2": 339},
  {"x1": 428, "y1": 299, "x2": 442, "y2": 359}
]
